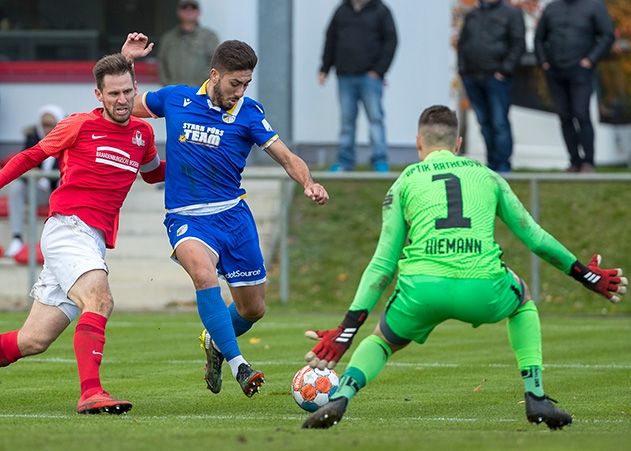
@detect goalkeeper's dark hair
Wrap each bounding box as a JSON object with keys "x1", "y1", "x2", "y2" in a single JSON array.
[
  {"x1": 93, "y1": 53, "x2": 134, "y2": 91},
  {"x1": 417, "y1": 105, "x2": 459, "y2": 148},
  {"x1": 211, "y1": 40, "x2": 258, "y2": 73}
]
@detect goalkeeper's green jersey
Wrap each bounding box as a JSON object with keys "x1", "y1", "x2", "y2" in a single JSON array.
[{"x1": 349, "y1": 150, "x2": 577, "y2": 312}]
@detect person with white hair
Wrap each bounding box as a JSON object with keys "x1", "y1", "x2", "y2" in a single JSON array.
[{"x1": 5, "y1": 104, "x2": 65, "y2": 258}]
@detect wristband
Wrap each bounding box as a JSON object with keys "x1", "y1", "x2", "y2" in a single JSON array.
[
  {"x1": 336, "y1": 310, "x2": 368, "y2": 343},
  {"x1": 569, "y1": 260, "x2": 601, "y2": 285}
]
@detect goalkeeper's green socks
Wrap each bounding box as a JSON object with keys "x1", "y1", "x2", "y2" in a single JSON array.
[
  {"x1": 521, "y1": 365, "x2": 544, "y2": 397},
  {"x1": 331, "y1": 335, "x2": 393, "y2": 401},
  {"x1": 507, "y1": 300, "x2": 545, "y2": 397}
]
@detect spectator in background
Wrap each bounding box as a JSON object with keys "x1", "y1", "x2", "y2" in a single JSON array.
[
  {"x1": 535, "y1": 0, "x2": 614, "y2": 173},
  {"x1": 457, "y1": 0, "x2": 525, "y2": 173},
  {"x1": 5, "y1": 104, "x2": 64, "y2": 258},
  {"x1": 158, "y1": 0, "x2": 219, "y2": 86},
  {"x1": 319, "y1": 0, "x2": 397, "y2": 172}
]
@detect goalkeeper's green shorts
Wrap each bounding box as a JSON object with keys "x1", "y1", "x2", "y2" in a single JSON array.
[{"x1": 380, "y1": 271, "x2": 523, "y2": 345}]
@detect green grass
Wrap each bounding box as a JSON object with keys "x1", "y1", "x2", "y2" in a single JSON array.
[
  {"x1": 274, "y1": 179, "x2": 631, "y2": 315},
  {"x1": 2, "y1": 177, "x2": 631, "y2": 449},
  {"x1": 0, "y1": 311, "x2": 629, "y2": 450}
]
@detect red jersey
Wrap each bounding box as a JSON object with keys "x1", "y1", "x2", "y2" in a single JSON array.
[{"x1": 38, "y1": 108, "x2": 157, "y2": 248}]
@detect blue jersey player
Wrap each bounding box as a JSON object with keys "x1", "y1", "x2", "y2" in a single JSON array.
[{"x1": 122, "y1": 33, "x2": 329, "y2": 398}]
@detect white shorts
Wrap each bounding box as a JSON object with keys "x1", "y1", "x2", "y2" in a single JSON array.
[{"x1": 30, "y1": 214, "x2": 108, "y2": 320}]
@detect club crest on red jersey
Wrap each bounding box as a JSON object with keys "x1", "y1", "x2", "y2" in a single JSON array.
[{"x1": 132, "y1": 130, "x2": 145, "y2": 147}]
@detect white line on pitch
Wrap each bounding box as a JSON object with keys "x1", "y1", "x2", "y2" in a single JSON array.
[
  {"x1": 16, "y1": 358, "x2": 631, "y2": 370},
  {"x1": 0, "y1": 413, "x2": 625, "y2": 425}
]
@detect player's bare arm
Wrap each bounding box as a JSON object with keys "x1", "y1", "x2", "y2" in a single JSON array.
[
  {"x1": 266, "y1": 139, "x2": 329, "y2": 205},
  {"x1": 131, "y1": 95, "x2": 151, "y2": 118}
]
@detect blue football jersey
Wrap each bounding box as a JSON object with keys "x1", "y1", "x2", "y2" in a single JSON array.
[{"x1": 143, "y1": 83, "x2": 278, "y2": 210}]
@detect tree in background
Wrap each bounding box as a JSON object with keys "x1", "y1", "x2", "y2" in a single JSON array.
[{"x1": 599, "y1": 0, "x2": 631, "y2": 124}]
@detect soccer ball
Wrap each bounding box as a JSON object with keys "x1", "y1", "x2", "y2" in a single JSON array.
[{"x1": 291, "y1": 365, "x2": 339, "y2": 412}]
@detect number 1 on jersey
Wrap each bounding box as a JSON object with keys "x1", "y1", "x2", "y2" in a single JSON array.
[{"x1": 432, "y1": 173, "x2": 471, "y2": 229}]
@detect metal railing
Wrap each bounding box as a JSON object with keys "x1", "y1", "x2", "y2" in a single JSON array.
[
  {"x1": 23, "y1": 170, "x2": 59, "y2": 295},
  {"x1": 19, "y1": 170, "x2": 631, "y2": 305}
]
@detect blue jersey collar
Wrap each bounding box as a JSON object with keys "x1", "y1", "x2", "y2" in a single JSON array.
[{"x1": 196, "y1": 80, "x2": 244, "y2": 117}]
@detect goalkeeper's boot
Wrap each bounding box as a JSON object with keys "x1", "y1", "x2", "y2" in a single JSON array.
[
  {"x1": 236, "y1": 363, "x2": 265, "y2": 397},
  {"x1": 302, "y1": 397, "x2": 349, "y2": 429},
  {"x1": 525, "y1": 392, "x2": 572, "y2": 430},
  {"x1": 77, "y1": 391, "x2": 132, "y2": 415},
  {"x1": 199, "y1": 329, "x2": 224, "y2": 394}
]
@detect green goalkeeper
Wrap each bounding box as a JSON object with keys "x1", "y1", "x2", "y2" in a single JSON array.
[{"x1": 302, "y1": 105, "x2": 627, "y2": 430}]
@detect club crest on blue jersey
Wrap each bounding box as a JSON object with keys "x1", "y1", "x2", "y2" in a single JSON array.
[{"x1": 222, "y1": 113, "x2": 236, "y2": 124}]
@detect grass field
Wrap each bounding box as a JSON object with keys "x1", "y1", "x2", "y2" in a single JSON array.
[
  {"x1": 279, "y1": 179, "x2": 631, "y2": 315},
  {"x1": 0, "y1": 310, "x2": 630, "y2": 451},
  {"x1": 2, "y1": 178, "x2": 630, "y2": 450}
]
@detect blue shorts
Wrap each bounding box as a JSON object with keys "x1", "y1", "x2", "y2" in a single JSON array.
[{"x1": 164, "y1": 201, "x2": 266, "y2": 287}]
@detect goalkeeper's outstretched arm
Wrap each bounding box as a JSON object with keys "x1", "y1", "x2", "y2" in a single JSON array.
[
  {"x1": 495, "y1": 174, "x2": 627, "y2": 303},
  {"x1": 304, "y1": 179, "x2": 408, "y2": 370}
]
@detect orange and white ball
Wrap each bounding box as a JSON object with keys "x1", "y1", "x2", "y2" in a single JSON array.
[{"x1": 291, "y1": 365, "x2": 339, "y2": 412}]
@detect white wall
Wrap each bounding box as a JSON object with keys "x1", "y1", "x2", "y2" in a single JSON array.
[
  {"x1": 293, "y1": 0, "x2": 453, "y2": 146},
  {"x1": 466, "y1": 104, "x2": 631, "y2": 169},
  {"x1": 196, "y1": 0, "x2": 259, "y2": 100}
]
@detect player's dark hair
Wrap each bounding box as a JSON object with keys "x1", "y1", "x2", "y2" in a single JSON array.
[
  {"x1": 93, "y1": 53, "x2": 135, "y2": 90},
  {"x1": 211, "y1": 40, "x2": 258, "y2": 73},
  {"x1": 418, "y1": 105, "x2": 459, "y2": 148}
]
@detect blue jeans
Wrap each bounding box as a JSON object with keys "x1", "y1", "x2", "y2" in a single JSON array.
[
  {"x1": 462, "y1": 74, "x2": 514, "y2": 172},
  {"x1": 336, "y1": 74, "x2": 387, "y2": 169}
]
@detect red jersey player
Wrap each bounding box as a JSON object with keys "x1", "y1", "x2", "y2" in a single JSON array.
[{"x1": 0, "y1": 53, "x2": 165, "y2": 414}]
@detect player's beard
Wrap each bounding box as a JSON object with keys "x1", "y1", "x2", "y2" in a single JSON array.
[
  {"x1": 212, "y1": 83, "x2": 238, "y2": 111},
  {"x1": 104, "y1": 102, "x2": 132, "y2": 124}
]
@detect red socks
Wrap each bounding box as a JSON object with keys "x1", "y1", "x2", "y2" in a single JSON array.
[
  {"x1": 0, "y1": 330, "x2": 22, "y2": 367},
  {"x1": 2, "y1": 313, "x2": 111, "y2": 401},
  {"x1": 74, "y1": 312, "x2": 108, "y2": 398}
]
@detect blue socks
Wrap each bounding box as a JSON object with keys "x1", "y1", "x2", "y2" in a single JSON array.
[
  {"x1": 196, "y1": 287, "x2": 240, "y2": 361},
  {"x1": 228, "y1": 302, "x2": 255, "y2": 336}
]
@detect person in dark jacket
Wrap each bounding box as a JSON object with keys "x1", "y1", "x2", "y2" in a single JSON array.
[
  {"x1": 535, "y1": 0, "x2": 614, "y2": 173},
  {"x1": 457, "y1": 0, "x2": 525, "y2": 173},
  {"x1": 319, "y1": 0, "x2": 397, "y2": 172}
]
